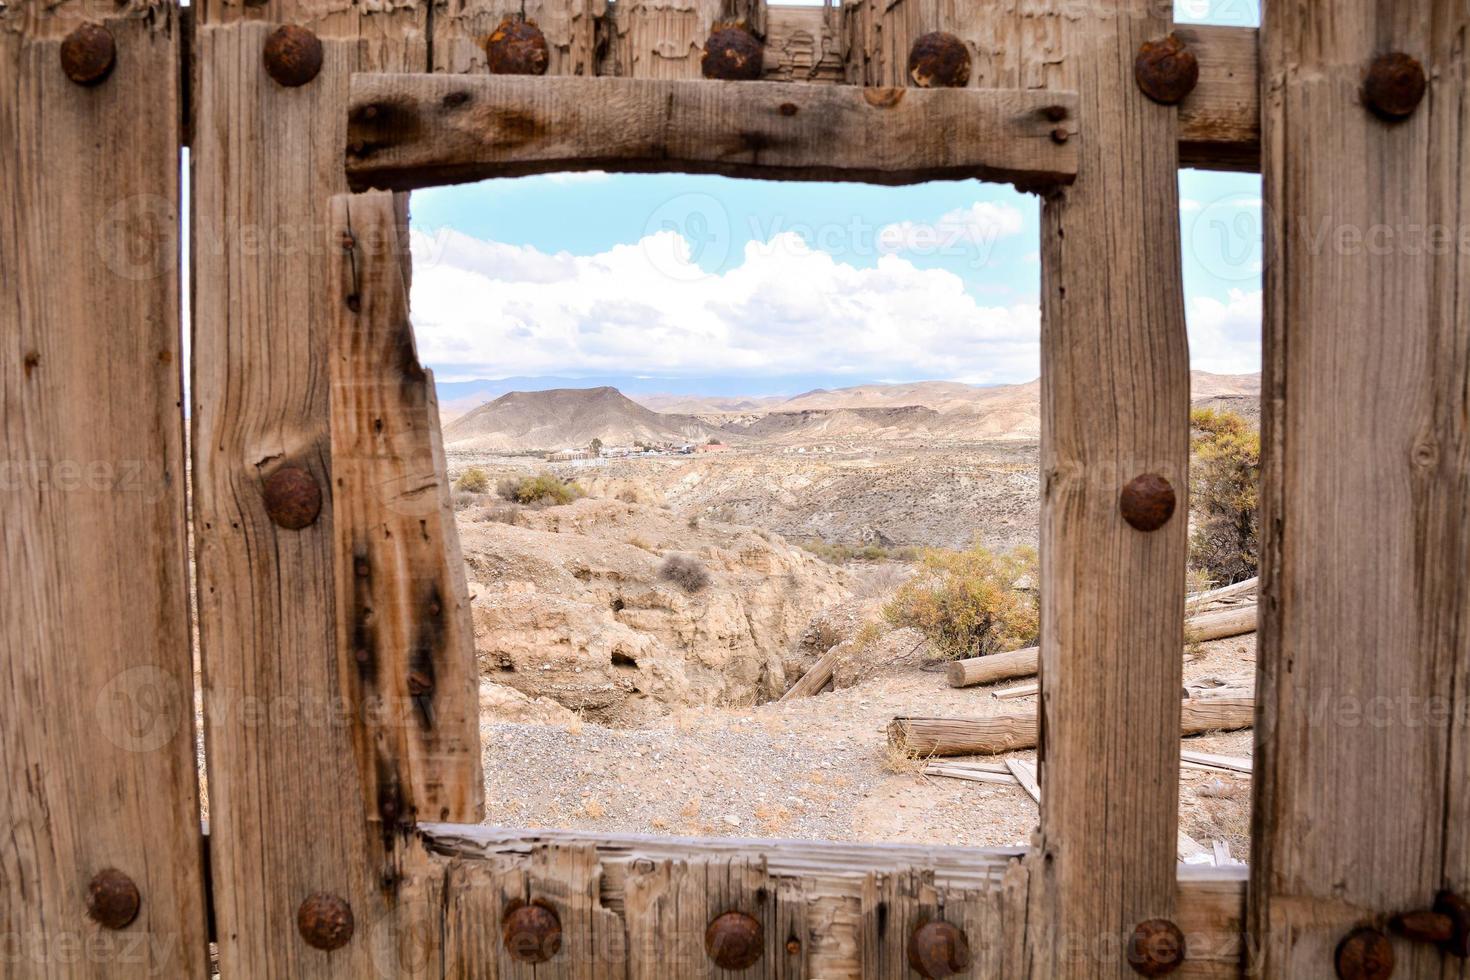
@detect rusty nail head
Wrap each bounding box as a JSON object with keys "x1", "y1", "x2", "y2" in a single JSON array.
[
  {"x1": 503, "y1": 901, "x2": 562, "y2": 963},
  {"x1": 907, "y1": 31, "x2": 971, "y2": 89},
  {"x1": 61, "y1": 23, "x2": 116, "y2": 86},
  {"x1": 705, "y1": 910, "x2": 764, "y2": 970},
  {"x1": 1363, "y1": 52, "x2": 1427, "y2": 121},
  {"x1": 483, "y1": 17, "x2": 550, "y2": 76},
  {"x1": 1394, "y1": 891, "x2": 1470, "y2": 958},
  {"x1": 1050, "y1": 127, "x2": 1069, "y2": 144},
  {"x1": 87, "y1": 869, "x2": 140, "y2": 930},
  {"x1": 263, "y1": 25, "x2": 324, "y2": 88},
  {"x1": 1127, "y1": 918, "x2": 1186, "y2": 976},
  {"x1": 262, "y1": 465, "x2": 322, "y2": 530},
  {"x1": 407, "y1": 668, "x2": 434, "y2": 696},
  {"x1": 907, "y1": 919, "x2": 971, "y2": 979},
  {"x1": 1391, "y1": 910, "x2": 1453, "y2": 944},
  {"x1": 297, "y1": 892, "x2": 353, "y2": 951},
  {"x1": 785, "y1": 936, "x2": 801, "y2": 955},
  {"x1": 1336, "y1": 927, "x2": 1395, "y2": 980},
  {"x1": 1134, "y1": 33, "x2": 1199, "y2": 105},
  {"x1": 702, "y1": 26, "x2": 764, "y2": 82},
  {"x1": 1120, "y1": 473, "x2": 1176, "y2": 532}
]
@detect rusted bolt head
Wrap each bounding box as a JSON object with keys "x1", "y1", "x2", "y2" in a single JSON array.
[
  {"x1": 503, "y1": 902, "x2": 562, "y2": 963},
  {"x1": 262, "y1": 465, "x2": 322, "y2": 530},
  {"x1": 908, "y1": 31, "x2": 971, "y2": 89},
  {"x1": 1134, "y1": 34, "x2": 1199, "y2": 105},
  {"x1": 483, "y1": 17, "x2": 549, "y2": 76},
  {"x1": 87, "y1": 869, "x2": 140, "y2": 930},
  {"x1": 702, "y1": 26, "x2": 764, "y2": 82},
  {"x1": 907, "y1": 919, "x2": 971, "y2": 979},
  {"x1": 1120, "y1": 473, "x2": 1176, "y2": 532},
  {"x1": 705, "y1": 910, "x2": 764, "y2": 970},
  {"x1": 297, "y1": 892, "x2": 353, "y2": 951},
  {"x1": 263, "y1": 25, "x2": 324, "y2": 88},
  {"x1": 1336, "y1": 927, "x2": 1395, "y2": 980},
  {"x1": 60, "y1": 23, "x2": 116, "y2": 87},
  {"x1": 1363, "y1": 52, "x2": 1427, "y2": 121},
  {"x1": 1127, "y1": 918, "x2": 1187, "y2": 976},
  {"x1": 1433, "y1": 890, "x2": 1469, "y2": 958}
]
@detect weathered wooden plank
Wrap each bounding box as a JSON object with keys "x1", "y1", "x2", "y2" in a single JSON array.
[
  {"x1": 1173, "y1": 24, "x2": 1259, "y2": 172},
  {"x1": 430, "y1": 0, "x2": 603, "y2": 77},
  {"x1": 410, "y1": 826, "x2": 1247, "y2": 979},
  {"x1": 192, "y1": 20, "x2": 428, "y2": 977},
  {"x1": 1252, "y1": 2, "x2": 1470, "y2": 976},
  {"x1": 763, "y1": 4, "x2": 844, "y2": 84},
  {"x1": 1, "y1": 13, "x2": 209, "y2": 976},
  {"x1": 344, "y1": 73, "x2": 1078, "y2": 191},
  {"x1": 328, "y1": 190, "x2": 483, "y2": 825}
]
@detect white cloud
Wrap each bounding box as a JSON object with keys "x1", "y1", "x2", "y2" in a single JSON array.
[
  {"x1": 408, "y1": 227, "x2": 1041, "y2": 384},
  {"x1": 876, "y1": 202, "x2": 1026, "y2": 265},
  {"x1": 1179, "y1": 198, "x2": 1203, "y2": 212},
  {"x1": 1188, "y1": 288, "x2": 1262, "y2": 374}
]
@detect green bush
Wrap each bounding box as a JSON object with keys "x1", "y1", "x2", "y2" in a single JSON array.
[
  {"x1": 454, "y1": 467, "x2": 490, "y2": 494},
  {"x1": 1189, "y1": 408, "x2": 1259, "y2": 585},
  {"x1": 882, "y1": 544, "x2": 1039, "y2": 661},
  {"x1": 495, "y1": 472, "x2": 584, "y2": 506}
]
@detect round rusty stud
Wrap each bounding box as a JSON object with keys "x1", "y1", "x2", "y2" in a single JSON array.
[
  {"x1": 483, "y1": 17, "x2": 550, "y2": 76},
  {"x1": 701, "y1": 26, "x2": 764, "y2": 82},
  {"x1": 1363, "y1": 52, "x2": 1427, "y2": 122},
  {"x1": 1433, "y1": 890, "x2": 1470, "y2": 958},
  {"x1": 60, "y1": 23, "x2": 116, "y2": 87},
  {"x1": 503, "y1": 902, "x2": 562, "y2": 964},
  {"x1": 1120, "y1": 473, "x2": 1177, "y2": 532},
  {"x1": 907, "y1": 31, "x2": 971, "y2": 89},
  {"x1": 1336, "y1": 927, "x2": 1395, "y2": 980},
  {"x1": 1135, "y1": 33, "x2": 1199, "y2": 105},
  {"x1": 262, "y1": 465, "x2": 323, "y2": 530},
  {"x1": 705, "y1": 910, "x2": 764, "y2": 970},
  {"x1": 297, "y1": 892, "x2": 354, "y2": 951},
  {"x1": 906, "y1": 919, "x2": 971, "y2": 979},
  {"x1": 87, "y1": 869, "x2": 140, "y2": 930},
  {"x1": 1127, "y1": 918, "x2": 1187, "y2": 977},
  {"x1": 262, "y1": 24, "x2": 324, "y2": 88}
]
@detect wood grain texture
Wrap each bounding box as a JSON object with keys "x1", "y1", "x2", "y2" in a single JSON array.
[
  {"x1": 344, "y1": 73, "x2": 1079, "y2": 191},
  {"x1": 329, "y1": 191, "x2": 483, "y2": 827},
  {"x1": 1173, "y1": 24, "x2": 1259, "y2": 172},
  {"x1": 408, "y1": 826, "x2": 1248, "y2": 979},
  {"x1": 191, "y1": 21, "x2": 427, "y2": 977},
  {"x1": 0, "y1": 15, "x2": 209, "y2": 976},
  {"x1": 429, "y1": 0, "x2": 603, "y2": 77},
  {"x1": 1252, "y1": 1, "x2": 1470, "y2": 976}
]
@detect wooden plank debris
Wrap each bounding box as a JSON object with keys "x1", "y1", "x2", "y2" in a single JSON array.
[{"x1": 1006, "y1": 759, "x2": 1041, "y2": 805}]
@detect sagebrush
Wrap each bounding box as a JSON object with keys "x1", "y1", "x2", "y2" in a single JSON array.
[
  {"x1": 453, "y1": 466, "x2": 490, "y2": 494},
  {"x1": 659, "y1": 553, "x2": 710, "y2": 593},
  {"x1": 882, "y1": 543, "x2": 1039, "y2": 661},
  {"x1": 495, "y1": 472, "x2": 584, "y2": 506},
  {"x1": 1189, "y1": 408, "x2": 1259, "y2": 585}
]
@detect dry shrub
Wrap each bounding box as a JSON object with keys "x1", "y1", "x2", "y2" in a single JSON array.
[
  {"x1": 496, "y1": 472, "x2": 584, "y2": 506},
  {"x1": 1190, "y1": 408, "x2": 1259, "y2": 585},
  {"x1": 883, "y1": 544, "x2": 1039, "y2": 661},
  {"x1": 454, "y1": 466, "x2": 491, "y2": 494},
  {"x1": 659, "y1": 553, "x2": 710, "y2": 594}
]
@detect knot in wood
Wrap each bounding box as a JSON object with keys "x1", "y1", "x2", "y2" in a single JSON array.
[
  {"x1": 1363, "y1": 52, "x2": 1426, "y2": 121},
  {"x1": 701, "y1": 27, "x2": 764, "y2": 81},
  {"x1": 503, "y1": 901, "x2": 562, "y2": 963},
  {"x1": 263, "y1": 25, "x2": 324, "y2": 88},
  {"x1": 87, "y1": 869, "x2": 140, "y2": 930},
  {"x1": 61, "y1": 23, "x2": 116, "y2": 87},
  {"x1": 1135, "y1": 34, "x2": 1199, "y2": 105},
  {"x1": 262, "y1": 465, "x2": 323, "y2": 530},
  {"x1": 1120, "y1": 473, "x2": 1176, "y2": 532},
  {"x1": 297, "y1": 892, "x2": 354, "y2": 950},
  {"x1": 705, "y1": 910, "x2": 764, "y2": 969},
  {"x1": 1127, "y1": 918, "x2": 1187, "y2": 976},
  {"x1": 483, "y1": 18, "x2": 549, "y2": 76},
  {"x1": 907, "y1": 918, "x2": 971, "y2": 978},
  {"x1": 907, "y1": 32, "x2": 971, "y2": 89},
  {"x1": 1335, "y1": 927, "x2": 1395, "y2": 980}
]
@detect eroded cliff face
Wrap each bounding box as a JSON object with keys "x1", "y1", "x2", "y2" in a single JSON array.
[{"x1": 459, "y1": 496, "x2": 853, "y2": 725}]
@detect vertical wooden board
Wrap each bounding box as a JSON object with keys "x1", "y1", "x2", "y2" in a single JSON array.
[
  {"x1": 1253, "y1": 2, "x2": 1470, "y2": 977},
  {"x1": 328, "y1": 190, "x2": 483, "y2": 826},
  {"x1": 603, "y1": 0, "x2": 746, "y2": 81},
  {"x1": 1029, "y1": 1, "x2": 1190, "y2": 977},
  {"x1": 190, "y1": 21, "x2": 423, "y2": 977},
  {"x1": 0, "y1": 14, "x2": 209, "y2": 978}
]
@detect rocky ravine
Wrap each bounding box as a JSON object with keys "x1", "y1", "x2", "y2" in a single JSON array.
[{"x1": 459, "y1": 496, "x2": 853, "y2": 726}]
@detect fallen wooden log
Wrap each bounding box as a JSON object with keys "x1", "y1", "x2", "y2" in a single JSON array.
[
  {"x1": 1184, "y1": 576, "x2": 1258, "y2": 615},
  {"x1": 948, "y1": 605, "x2": 1259, "y2": 688},
  {"x1": 922, "y1": 762, "x2": 1018, "y2": 787},
  {"x1": 780, "y1": 647, "x2": 842, "y2": 701},
  {"x1": 1180, "y1": 750, "x2": 1253, "y2": 774},
  {"x1": 891, "y1": 698, "x2": 1255, "y2": 756}
]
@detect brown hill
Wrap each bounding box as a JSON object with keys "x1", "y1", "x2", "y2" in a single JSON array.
[{"x1": 442, "y1": 387, "x2": 719, "y2": 452}]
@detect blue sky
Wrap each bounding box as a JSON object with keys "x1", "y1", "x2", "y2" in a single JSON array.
[{"x1": 405, "y1": 0, "x2": 1263, "y2": 397}]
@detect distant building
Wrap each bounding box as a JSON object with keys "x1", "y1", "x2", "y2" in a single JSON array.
[
  {"x1": 696, "y1": 441, "x2": 730, "y2": 454},
  {"x1": 545, "y1": 449, "x2": 595, "y2": 462}
]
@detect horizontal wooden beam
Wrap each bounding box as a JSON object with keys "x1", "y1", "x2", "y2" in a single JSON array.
[
  {"x1": 1175, "y1": 24, "x2": 1260, "y2": 172},
  {"x1": 401, "y1": 825, "x2": 1247, "y2": 978},
  {"x1": 346, "y1": 74, "x2": 1079, "y2": 191}
]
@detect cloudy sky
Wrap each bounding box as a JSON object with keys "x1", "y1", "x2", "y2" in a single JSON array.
[{"x1": 407, "y1": 1, "x2": 1263, "y2": 397}]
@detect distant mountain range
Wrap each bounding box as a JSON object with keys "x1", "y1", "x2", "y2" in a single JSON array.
[{"x1": 440, "y1": 373, "x2": 1260, "y2": 453}]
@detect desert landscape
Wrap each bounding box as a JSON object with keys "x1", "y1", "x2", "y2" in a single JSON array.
[{"x1": 446, "y1": 372, "x2": 1261, "y2": 859}]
